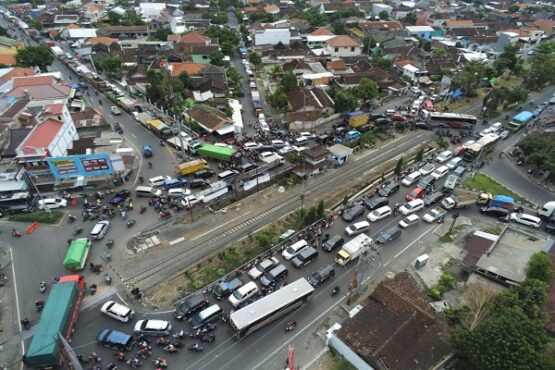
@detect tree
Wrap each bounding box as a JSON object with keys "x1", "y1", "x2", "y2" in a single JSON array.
[
  {"x1": 454, "y1": 60, "x2": 489, "y2": 97},
  {"x1": 354, "y1": 78, "x2": 378, "y2": 101},
  {"x1": 494, "y1": 44, "x2": 520, "y2": 75},
  {"x1": 461, "y1": 283, "x2": 496, "y2": 330},
  {"x1": 524, "y1": 53, "x2": 555, "y2": 90},
  {"x1": 435, "y1": 136, "x2": 448, "y2": 149},
  {"x1": 98, "y1": 55, "x2": 123, "y2": 79},
  {"x1": 402, "y1": 12, "x2": 416, "y2": 25},
  {"x1": 317, "y1": 200, "x2": 325, "y2": 218},
  {"x1": 248, "y1": 52, "x2": 262, "y2": 70},
  {"x1": 378, "y1": 10, "x2": 389, "y2": 20},
  {"x1": 280, "y1": 71, "x2": 298, "y2": 92},
  {"x1": 209, "y1": 50, "x2": 225, "y2": 66},
  {"x1": 394, "y1": 157, "x2": 405, "y2": 175},
  {"x1": 31, "y1": 19, "x2": 43, "y2": 30},
  {"x1": 414, "y1": 148, "x2": 424, "y2": 162},
  {"x1": 220, "y1": 41, "x2": 235, "y2": 55},
  {"x1": 226, "y1": 67, "x2": 242, "y2": 86},
  {"x1": 270, "y1": 89, "x2": 288, "y2": 111},
  {"x1": 107, "y1": 11, "x2": 122, "y2": 25},
  {"x1": 178, "y1": 72, "x2": 190, "y2": 89},
  {"x1": 362, "y1": 36, "x2": 377, "y2": 54},
  {"x1": 149, "y1": 28, "x2": 172, "y2": 41},
  {"x1": 507, "y1": 4, "x2": 520, "y2": 13},
  {"x1": 333, "y1": 89, "x2": 357, "y2": 112},
  {"x1": 331, "y1": 20, "x2": 346, "y2": 35},
  {"x1": 16, "y1": 45, "x2": 53, "y2": 71},
  {"x1": 526, "y1": 252, "x2": 553, "y2": 283},
  {"x1": 423, "y1": 41, "x2": 432, "y2": 52},
  {"x1": 270, "y1": 64, "x2": 283, "y2": 80}
]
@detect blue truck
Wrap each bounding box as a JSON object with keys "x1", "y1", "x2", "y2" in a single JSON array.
[{"x1": 509, "y1": 111, "x2": 534, "y2": 131}]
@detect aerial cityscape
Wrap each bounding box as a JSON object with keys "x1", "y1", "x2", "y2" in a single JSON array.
[{"x1": 0, "y1": 0, "x2": 554, "y2": 369}]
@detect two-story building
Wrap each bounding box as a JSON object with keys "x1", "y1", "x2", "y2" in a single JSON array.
[{"x1": 325, "y1": 35, "x2": 361, "y2": 57}]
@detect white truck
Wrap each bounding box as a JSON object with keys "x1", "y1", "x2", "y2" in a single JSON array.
[
  {"x1": 423, "y1": 207, "x2": 447, "y2": 223},
  {"x1": 335, "y1": 233, "x2": 372, "y2": 266},
  {"x1": 538, "y1": 201, "x2": 555, "y2": 220},
  {"x1": 259, "y1": 152, "x2": 285, "y2": 169}
]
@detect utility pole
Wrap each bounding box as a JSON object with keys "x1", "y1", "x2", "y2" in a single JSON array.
[
  {"x1": 347, "y1": 239, "x2": 381, "y2": 303},
  {"x1": 160, "y1": 60, "x2": 186, "y2": 159},
  {"x1": 24, "y1": 171, "x2": 50, "y2": 215}
]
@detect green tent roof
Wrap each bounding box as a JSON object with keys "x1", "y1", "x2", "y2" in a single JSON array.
[{"x1": 63, "y1": 238, "x2": 90, "y2": 270}]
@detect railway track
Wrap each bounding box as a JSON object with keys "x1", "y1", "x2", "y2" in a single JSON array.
[{"x1": 124, "y1": 132, "x2": 431, "y2": 287}]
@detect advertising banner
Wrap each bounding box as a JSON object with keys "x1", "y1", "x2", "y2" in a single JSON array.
[{"x1": 47, "y1": 154, "x2": 113, "y2": 179}]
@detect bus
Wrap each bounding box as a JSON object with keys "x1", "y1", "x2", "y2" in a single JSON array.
[
  {"x1": 229, "y1": 278, "x2": 314, "y2": 338},
  {"x1": 508, "y1": 111, "x2": 534, "y2": 131},
  {"x1": 428, "y1": 112, "x2": 477, "y2": 129},
  {"x1": 462, "y1": 133, "x2": 500, "y2": 162}
]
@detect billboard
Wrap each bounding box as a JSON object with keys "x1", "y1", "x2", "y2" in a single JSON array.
[{"x1": 47, "y1": 154, "x2": 113, "y2": 179}]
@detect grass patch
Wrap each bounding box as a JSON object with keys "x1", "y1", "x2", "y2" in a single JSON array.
[
  {"x1": 482, "y1": 225, "x2": 503, "y2": 235},
  {"x1": 462, "y1": 173, "x2": 525, "y2": 203},
  {"x1": 9, "y1": 211, "x2": 64, "y2": 224},
  {"x1": 439, "y1": 224, "x2": 465, "y2": 243},
  {"x1": 329, "y1": 350, "x2": 357, "y2": 370}
]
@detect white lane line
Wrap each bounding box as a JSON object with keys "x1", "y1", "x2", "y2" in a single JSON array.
[
  {"x1": 191, "y1": 211, "x2": 251, "y2": 241},
  {"x1": 395, "y1": 224, "x2": 443, "y2": 259},
  {"x1": 169, "y1": 236, "x2": 185, "y2": 245},
  {"x1": 10, "y1": 247, "x2": 24, "y2": 356},
  {"x1": 131, "y1": 133, "x2": 137, "y2": 139}
]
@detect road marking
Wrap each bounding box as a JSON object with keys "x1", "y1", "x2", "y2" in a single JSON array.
[
  {"x1": 169, "y1": 236, "x2": 185, "y2": 245},
  {"x1": 10, "y1": 247, "x2": 24, "y2": 357},
  {"x1": 191, "y1": 212, "x2": 251, "y2": 241},
  {"x1": 81, "y1": 287, "x2": 117, "y2": 310},
  {"x1": 130, "y1": 133, "x2": 137, "y2": 139},
  {"x1": 395, "y1": 224, "x2": 442, "y2": 258},
  {"x1": 300, "y1": 348, "x2": 330, "y2": 370}
]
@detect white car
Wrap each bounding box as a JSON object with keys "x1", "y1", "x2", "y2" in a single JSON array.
[
  {"x1": 260, "y1": 121, "x2": 270, "y2": 132},
  {"x1": 367, "y1": 206, "x2": 392, "y2": 222},
  {"x1": 282, "y1": 240, "x2": 309, "y2": 260},
  {"x1": 435, "y1": 151, "x2": 452, "y2": 163},
  {"x1": 399, "y1": 199, "x2": 425, "y2": 216},
  {"x1": 134, "y1": 319, "x2": 172, "y2": 336},
  {"x1": 279, "y1": 145, "x2": 295, "y2": 155},
  {"x1": 462, "y1": 140, "x2": 475, "y2": 149},
  {"x1": 101, "y1": 300, "x2": 135, "y2": 322},
  {"x1": 446, "y1": 157, "x2": 462, "y2": 170},
  {"x1": 399, "y1": 214, "x2": 420, "y2": 228},
  {"x1": 271, "y1": 140, "x2": 287, "y2": 148},
  {"x1": 510, "y1": 213, "x2": 542, "y2": 228},
  {"x1": 243, "y1": 142, "x2": 260, "y2": 150},
  {"x1": 181, "y1": 194, "x2": 202, "y2": 207},
  {"x1": 167, "y1": 188, "x2": 191, "y2": 198},
  {"x1": 110, "y1": 106, "x2": 122, "y2": 115},
  {"x1": 431, "y1": 165, "x2": 449, "y2": 180},
  {"x1": 38, "y1": 197, "x2": 68, "y2": 210},
  {"x1": 258, "y1": 113, "x2": 265, "y2": 121},
  {"x1": 149, "y1": 175, "x2": 171, "y2": 188},
  {"x1": 345, "y1": 221, "x2": 370, "y2": 236},
  {"x1": 300, "y1": 132, "x2": 315, "y2": 139},
  {"x1": 419, "y1": 164, "x2": 435, "y2": 176}
]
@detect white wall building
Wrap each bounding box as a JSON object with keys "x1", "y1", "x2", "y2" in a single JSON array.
[
  {"x1": 170, "y1": 16, "x2": 186, "y2": 34},
  {"x1": 139, "y1": 3, "x2": 167, "y2": 19},
  {"x1": 254, "y1": 28, "x2": 291, "y2": 46},
  {"x1": 402, "y1": 64, "x2": 420, "y2": 82}
]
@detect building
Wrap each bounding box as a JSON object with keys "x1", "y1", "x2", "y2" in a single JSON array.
[
  {"x1": 327, "y1": 272, "x2": 452, "y2": 370},
  {"x1": 254, "y1": 28, "x2": 291, "y2": 46},
  {"x1": 306, "y1": 27, "x2": 335, "y2": 49},
  {"x1": 139, "y1": 3, "x2": 167, "y2": 19},
  {"x1": 286, "y1": 87, "x2": 334, "y2": 114},
  {"x1": 405, "y1": 25, "x2": 443, "y2": 40},
  {"x1": 299, "y1": 145, "x2": 330, "y2": 176},
  {"x1": 325, "y1": 35, "x2": 361, "y2": 57},
  {"x1": 170, "y1": 16, "x2": 186, "y2": 34},
  {"x1": 185, "y1": 105, "x2": 235, "y2": 136}
]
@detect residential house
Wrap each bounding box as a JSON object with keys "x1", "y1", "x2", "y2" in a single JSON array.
[
  {"x1": 405, "y1": 25, "x2": 443, "y2": 40},
  {"x1": 428, "y1": 12, "x2": 456, "y2": 27},
  {"x1": 283, "y1": 110, "x2": 324, "y2": 130},
  {"x1": 83, "y1": 2, "x2": 104, "y2": 24},
  {"x1": 264, "y1": 4, "x2": 280, "y2": 15},
  {"x1": 139, "y1": 3, "x2": 167, "y2": 19},
  {"x1": 0, "y1": 37, "x2": 24, "y2": 66},
  {"x1": 299, "y1": 145, "x2": 330, "y2": 176},
  {"x1": 171, "y1": 16, "x2": 187, "y2": 34},
  {"x1": 96, "y1": 26, "x2": 149, "y2": 39},
  {"x1": 0, "y1": 68, "x2": 34, "y2": 87},
  {"x1": 325, "y1": 35, "x2": 361, "y2": 57},
  {"x1": 305, "y1": 27, "x2": 335, "y2": 49},
  {"x1": 254, "y1": 28, "x2": 291, "y2": 46},
  {"x1": 186, "y1": 105, "x2": 234, "y2": 136},
  {"x1": 352, "y1": 21, "x2": 404, "y2": 39},
  {"x1": 70, "y1": 107, "x2": 109, "y2": 138},
  {"x1": 6, "y1": 75, "x2": 73, "y2": 103},
  {"x1": 372, "y1": 3, "x2": 392, "y2": 16},
  {"x1": 327, "y1": 272, "x2": 451, "y2": 370},
  {"x1": 169, "y1": 62, "x2": 206, "y2": 78},
  {"x1": 54, "y1": 14, "x2": 80, "y2": 26},
  {"x1": 171, "y1": 44, "x2": 219, "y2": 64},
  {"x1": 286, "y1": 86, "x2": 334, "y2": 115},
  {"x1": 61, "y1": 27, "x2": 98, "y2": 40},
  {"x1": 319, "y1": 1, "x2": 353, "y2": 14},
  {"x1": 282, "y1": 59, "x2": 314, "y2": 77},
  {"x1": 262, "y1": 40, "x2": 310, "y2": 60},
  {"x1": 191, "y1": 79, "x2": 228, "y2": 102},
  {"x1": 174, "y1": 31, "x2": 211, "y2": 46},
  {"x1": 326, "y1": 59, "x2": 350, "y2": 74}
]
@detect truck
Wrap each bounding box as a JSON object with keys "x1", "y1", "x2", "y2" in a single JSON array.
[
  {"x1": 423, "y1": 207, "x2": 447, "y2": 223},
  {"x1": 344, "y1": 111, "x2": 369, "y2": 128},
  {"x1": 252, "y1": 91, "x2": 263, "y2": 114},
  {"x1": 166, "y1": 137, "x2": 202, "y2": 154},
  {"x1": 259, "y1": 152, "x2": 285, "y2": 169},
  {"x1": 148, "y1": 119, "x2": 173, "y2": 138},
  {"x1": 135, "y1": 112, "x2": 155, "y2": 127},
  {"x1": 176, "y1": 159, "x2": 209, "y2": 176},
  {"x1": 509, "y1": 111, "x2": 534, "y2": 131},
  {"x1": 24, "y1": 275, "x2": 85, "y2": 369},
  {"x1": 476, "y1": 193, "x2": 517, "y2": 210},
  {"x1": 441, "y1": 194, "x2": 475, "y2": 210},
  {"x1": 538, "y1": 201, "x2": 555, "y2": 220},
  {"x1": 197, "y1": 143, "x2": 235, "y2": 161},
  {"x1": 335, "y1": 233, "x2": 372, "y2": 266},
  {"x1": 63, "y1": 238, "x2": 91, "y2": 271}
]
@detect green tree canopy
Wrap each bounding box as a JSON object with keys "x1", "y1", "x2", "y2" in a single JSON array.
[
  {"x1": 333, "y1": 89, "x2": 357, "y2": 112},
  {"x1": 379, "y1": 10, "x2": 389, "y2": 20},
  {"x1": 31, "y1": 19, "x2": 43, "y2": 30},
  {"x1": 209, "y1": 50, "x2": 225, "y2": 66},
  {"x1": 402, "y1": 12, "x2": 417, "y2": 25},
  {"x1": 270, "y1": 89, "x2": 288, "y2": 111},
  {"x1": 98, "y1": 55, "x2": 123, "y2": 79},
  {"x1": 353, "y1": 78, "x2": 378, "y2": 101},
  {"x1": 280, "y1": 71, "x2": 298, "y2": 92},
  {"x1": 524, "y1": 53, "x2": 555, "y2": 90},
  {"x1": 248, "y1": 52, "x2": 262, "y2": 69},
  {"x1": 16, "y1": 45, "x2": 53, "y2": 71},
  {"x1": 149, "y1": 28, "x2": 172, "y2": 41}
]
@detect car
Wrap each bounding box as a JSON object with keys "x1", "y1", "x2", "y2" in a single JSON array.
[
  {"x1": 375, "y1": 117, "x2": 391, "y2": 126},
  {"x1": 342, "y1": 204, "x2": 365, "y2": 222},
  {"x1": 244, "y1": 142, "x2": 261, "y2": 151},
  {"x1": 278, "y1": 146, "x2": 295, "y2": 155},
  {"x1": 248, "y1": 256, "x2": 280, "y2": 279},
  {"x1": 101, "y1": 300, "x2": 135, "y2": 323},
  {"x1": 322, "y1": 235, "x2": 344, "y2": 252},
  {"x1": 367, "y1": 205, "x2": 392, "y2": 222},
  {"x1": 443, "y1": 174, "x2": 459, "y2": 191},
  {"x1": 213, "y1": 276, "x2": 244, "y2": 300},
  {"x1": 376, "y1": 226, "x2": 402, "y2": 245},
  {"x1": 423, "y1": 191, "x2": 444, "y2": 207},
  {"x1": 410, "y1": 86, "x2": 420, "y2": 94},
  {"x1": 110, "y1": 106, "x2": 122, "y2": 115},
  {"x1": 544, "y1": 222, "x2": 555, "y2": 235},
  {"x1": 499, "y1": 130, "x2": 510, "y2": 140},
  {"x1": 38, "y1": 197, "x2": 68, "y2": 210},
  {"x1": 399, "y1": 214, "x2": 420, "y2": 228},
  {"x1": 365, "y1": 196, "x2": 389, "y2": 211},
  {"x1": 97, "y1": 329, "x2": 134, "y2": 351},
  {"x1": 510, "y1": 213, "x2": 542, "y2": 228},
  {"x1": 282, "y1": 239, "x2": 309, "y2": 260},
  {"x1": 378, "y1": 182, "x2": 400, "y2": 197},
  {"x1": 431, "y1": 165, "x2": 449, "y2": 180},
  {"x1": 174, "y1": 294, "x2": 209, "y2": 320},
  {"x1": 112, "y1": 122, "x2": 123, "y2": 134},
  {"x1": 435, "y1": 151, "x2": 452, "y2": 163},
  {"x1": 181, "y1": 194, "x2": 202, "y2": 207},
  {"x1": 414, "y1": 121, "x2": 432, "y2": 130},
  {"x1": 480, "y1": 206, "x2": 510, "y2": 221},
  {"x1": 419, "y1": 163, "x2": 435, "y2": 176},
  {"x1": 149, "y1": 175, "x2": 171, "y2": 188},
  {"x1": 189, "y1": 179, "x2": 210, "y2": 189},
  {"x1": 399, "y1": 199, "x2": 425, "y2": 216},
  {"x1": 345, "y1": 221, "x2": 370, "y2": 236},
  {"x1": 90, "y1": 220, "x2": 110, "y2": 240},
  {"x1": 406, "y1": 187, "x2": 425, "y2": 201},
  {"x1": 133, "y1": 319, "x2": 172, "y2": 336},
  {"x1": 164, "y1": 178, "x2": 186, "y2": 190},
  {"x1": 193, "y1": 169, "x2": 216, "y2": 179},
  {"x1": 167, "y1": 188, "x2": 191, "y2": 198},
  {"x1": 446, "y1": 157, "x2": 463, "y2": 170},
  {"x1": 453, "y1": 166, "x2": 466, "y2": 177},
  {"x1": 452, "y1": 146, "x2": 465, "y2": 157},
  {"x1": 109, "y1": 190, "x2": 131, "y2": 205},
  {"x1": 271, "y1": 140, "x2": 287, "y2": 149},
  {"x1": 291, "y1": 247, "x2": 318, "y2": 268},
  {"x1": 299, "y1": 132, "x2": 315, "y2": 139},
  {"x1": 307, "y1": 265, "x2": 335, "y2": 287}
]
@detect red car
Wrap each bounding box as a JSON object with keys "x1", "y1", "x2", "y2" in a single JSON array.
[
  {"x1": 405, "y1": 187, "x2": 425, "y2": 201},
  {"x1": 453, "y1": 146, "x2": 465, "y2": 157},
  {"x1": 391, "y1": 113, "x2": 407, "y2": 122}
]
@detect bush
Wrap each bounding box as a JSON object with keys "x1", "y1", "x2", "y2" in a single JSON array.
[{"x1": 9, "y1": 211, "x2": 64, "y2": 224}]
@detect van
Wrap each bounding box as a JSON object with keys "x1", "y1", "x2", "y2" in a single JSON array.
[
  {"x1": 91, "y1": 220, "x2": 110, "y2": 240},
  {"x1": 282, "y1": 239, "x2": 309, "y2": 260},
  {"x1": 385, "y1": 109, "x2": 396, "y2": 116},
  {"x1": 417, "y1": 175, "x2": 436, "y2": 192},
  {"x1": 402, "y1": 171, "x2": 421, "y2": 187},
  {"x1": 228, "y1": 281, "x2": 259, "y2": 307},
  {"x1": 291, "y1": 247, "x2": 318, "y2": 268},
  {"x1": 399, "y1": 199, "x2": 425, "y2": 216},
  {"x1": 345, "y1": 221, "x2": 370, "y2": 236},
  {"x1": 135, "y1": 186, "x2": 163, "y2": 198},
  {"x1": 134, "y1": 319, "x2": 172, "y2": 336},
  {"x1": 97, "y1": 329, "x2": 134, "y2": 351},
  {"x1": 294, "y1": 136, "x2": 309, "y2": 146},
  {"x1": 415, "y1": 254, "x2": 429, "y2": 268},
  {"x1": 190, "y1": 304, "x2": 223, "y2": 330},
  {"x1": 218, "y1": 170, "x2": 239, "y2": 182},
  {"x1": 260, "y1": 264, "x2": 288, "y2": 288}
]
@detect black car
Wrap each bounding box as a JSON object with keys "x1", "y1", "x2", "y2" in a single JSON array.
[
  {"x1": 378, "y1": 182, "x2": 400, "y2": 198},
  {"x1": 365, "y1": 196, "x2": 389, "y2": 211},
  {"x1": 424, "y1": 192, "x2": 443, "y2": 207},
  {"x1": 213, "y1": 277, "x2": 244, "y2": 300},
  {"x1": 357, "y1": 124, "x2": 372, "y2": 133},
  {"x1": 291, "y1": 247, "x2": 319, "y2": 268},
  {"x1": 370, "y1": 113, "x2": 386, "y2": 121},
  {"x1": 189, "y1": 179, "x2": 210, "y2": 189},
  {"x1": 112, "y1": 122, "x2": 123, "y2": 134},
  {"x1": 414, "y1": 121, "x2": 432, "y2": 130},
  {"x1": 342, "y1": 204, "x2": 365, "y2": 222},
  {"x1": 307, "y1": 265, "x2": 335, "y2": 287},
  {"x1": 174, "y1": 293, "x2": 209, "y2": 320},
  {"x1": 480, "y1": 206, "x2": 510, "y2": 221},
  {"x1": 322, "y1": 235, "x2": 344, "y2": 252},
  {"x1": 375, "y1": 117, "x2": 391, "y2": 126},
  {"x1": 193, "y1": 169, "x2": 216, "y2": 179},
  {"x1": 376, "y1": 226, "x2": 402, "y2": 245}
]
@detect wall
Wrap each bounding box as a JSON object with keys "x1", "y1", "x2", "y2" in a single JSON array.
[
  {"x1": 254, "y1": 29, "x2": 291, "y2": 46},
  {"x1": 327, "y1": 45, "x2": 361, "y2": 57},
  {"x1": 289, "y1": 113, "x2": 341, "y2": 130}
]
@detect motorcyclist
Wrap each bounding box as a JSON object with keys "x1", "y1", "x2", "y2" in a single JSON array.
[
  {"x1": 35, "y1": 299, "x2": 44, "y2": 310},
  {"x1": 21, "y1": 318, "x2": 30, "y2": 329},
  {"x1": 11, "y1": 228, "x2": 20, "y2": 236},
  {"x1": 165, "y1": 344, "x2": 176, "y2": 352},
  {"x1": 155, "y1": 357, "x2": 168, "y2": 367}
]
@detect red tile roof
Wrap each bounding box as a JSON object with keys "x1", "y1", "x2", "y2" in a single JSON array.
[
  {"x1": 169, "y1": 62, "x2": 206, "y2": 77},
  {"x1": 310, "y1": 27, "x2": 334, "y2": 36},
  {"x1": 0, "y1": 67, "x2": 34, "y2": 85},
  {"x1": 0, "y1": 53, "x2": 16, "y2": 66},
  {"x1": 178, "y1": 32, "x2": 209, "y2": 45},
  {"x1": 21, "y1": 119, "x2": 63, "y2": 149},
  {"x1": 44, "y1": 103, "x2": 64, "y2": 115},
  {"x1": 13, "y1": 75, "x2": 54, "y2": 88},
  {"x1": 326, "y1": 35, "x2": 360, "y2": 47}
]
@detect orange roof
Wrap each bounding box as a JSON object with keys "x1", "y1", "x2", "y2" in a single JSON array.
[
  {"x1": 0, "y1": 53, "x2": 16, "y2": 65},
  {"x1": 0, "y1": 67, "x2": 34, "y2": 84},
  {"x1": 446, "y1": 20, "x2": 473, "y2": 26},
  {"x1": 326, "y1": 35, "x2": 360, "y2": 47},
  {"x1": 264, "y1": 4, "x2": 280, "y2": 13},
  {"x1": 21, "y1": 119, "x2": 63, "y2": 149},
  {"x1": 89, "y1": 37, "x2": 119, "y2": 45},
  {"x1": 86, "y1": 2, "x2": 103, "y2": 11},
  {"x1": 167, "y1": 34, "x2": 180, "y2": 42},
  {"x1": 44, "y1": 103, "x2": 64, "y2": 115},
  {"x1": 310, "y1": 27, "x2": 334, "y2": 36},
  {"x1": 169, "y1": 62, "x2": 206, "y2": 77},
  {"x1": 326, "y1": 59, "x2": 346, "y2": 69},
  {"x1": 66, "y1": 23, "x2": 80, "y2": 29},
  {"x1": 178, "y1": 32, "x2": 209, "y2": 44},
  {"x1": 395, "y1": 59, "x2": 412, "y2": 67},
  {"x1": 13, "y1": 75, "x2": 54, "y2": 88}
]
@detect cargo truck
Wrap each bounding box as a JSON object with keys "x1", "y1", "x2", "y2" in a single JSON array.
[
  {"x1": 344, "y1": 111, "x2": 369, "y2": 128},
  {"x1": 63, "y1": 238, "x2": 91, "y2": 271},
  {"x1": 166, "y1": 137, "x2": 202, "y2": 154},
  {"x1": 259, "y1": 152, "x2": 285, "y2": 169},
  {"x1": 335, "y1": 233, "x2": 372, "y2": 266},
  {"x1": 252, "y1": 91, "x2": 263, "y2": 114},
  {"x1": 197, "y1": 143, "x2": 235, "y2": 161},
  {"x1": 136, "y1": 112, "x2": 155, "y2": 127},
  {"x1": 509, "y1": 111, "x2": 534, "y2": 131},
  {"x1": 441, "y1": 194, "x2": 475, "y2": 210},
  {"x1": 24, "y1": 275, "x2": 85, "y2": 369},
  {"x1": 147, "y1": 119, "x2": 173, "y2": 138},
  {"x1": 538, "y1": 201, "x2": 555, "y2": 220},
  {"x1": 476, "y1": 193, "x2": 516, "y2": 210},
  {"x1": 423, "y1": 207, "x2": 447, "y2": 223},
  {"x1": 176, "y1": 159, "x2": 209, "y2": 176}
]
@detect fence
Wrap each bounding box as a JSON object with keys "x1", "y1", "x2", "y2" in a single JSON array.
[{"x1": 288, "y1": 113, "x2": 342, "y2": 131}]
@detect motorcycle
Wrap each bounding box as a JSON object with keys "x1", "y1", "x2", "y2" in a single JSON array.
[
  {"x1": 89, "y1": 284, "x2": 97, "y2": 295},
  {"x1": 187, "y1": 342, "x2": 204, "y2": 352},
  {"x1": 200, "y1": 333, "x2": 215, "y2": 344},
  {"x1": 73, "y1": 227, "x2": 83, "y2": 236},
  {"x1": 139, "y1": 205, "x2": 147, "y2": 214},
  {"x1": 163, "y1": 345, "x2": 178, "y2": 354},
  {"x1": 106, "y1": 239, "x2": 114, "y2": 248},
  {"x1": 21, "y1": 318, "x2": 30, "y2": 330},
  {"x1": 127, "y1": 219, "x2": 136, "y2": 228},
  {"x1": 105, "y1": 274, "x2": 112, "y2": 285},
  {"x1": 67, "y1": 214, "x2": 76, "y2": 223},
  {"x1": 139, "y1": 176, "x2": 144, "y2": 184},
  {"x1": 126, "y1": 358, "x2": 143, "y2": 368},
  {"x1": 331, "y1": 286, "x2": 340, "y2": 296},
  {"x1": 153, "y1": 358, "x2": 168, "y2": 368},
  {"x1": 285, "y1": 320, "x2": 297, "y2": 332},
  {"x1": 105, "y1": 249, "x2": 112, "y2": 262},
  {"x1": 11, "y1": 229, "x2": 21, "y2": 237},
  {"x1": 39, "y1": 281, "x2": 47, "y2": 293},
  {"x1": 90, "y1": 263, "x2": 104, "y2": 274},
  {"x1": 35, "y1": 300, "x2": 44, "y2": 312},
  {"x1": 114, "y1": 352, "x2": 126, "y2": 361},
  {"x1": 159, "y1": 210, "x2": 171, "y2": 219}
]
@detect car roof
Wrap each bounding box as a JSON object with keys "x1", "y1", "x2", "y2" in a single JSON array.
[
  {"x1": 104, "y1": 301, "x2": 131, "y2": 316},
  {"x1": 143, "y1": 320, "x2": 168, "y2": 329}
]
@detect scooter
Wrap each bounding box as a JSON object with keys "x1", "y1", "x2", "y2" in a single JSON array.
[
  {"x1": 105, "y1": 274, "x2": 112, "y2": 285},
  {"x1": 73, "y1": 227, "x2": 83, "y2": 236},
  {"x1": 106, "y1": 239, "x2": 114, "y2": 248},
  {"x1": 331, "y1": 286, "x2": 340, "y2": 296},
  {"x1": 126, "y1": 358, "x2": 143, "y2": 368},
  {"x1": 139, "y1": 205, "x2": 147, "y2": 214},
  {"x1": 11, "y1": 229, "x2": 21, "y2": 237},
  {"x1": 68, "y1": 214, "x2": 76, "y2": 223},
  {"x1": 39, "y1": 281, "x2": 47, "y2": 293},
  {"x1": 187, "y1": 342, "x2": 204, "y2": 352},
  {"x1": 127, "y1": 219, "x2": 136, "y2": 228},
  {"x1": 285, "y1": 320, "x2": 297, "y2": 332}
]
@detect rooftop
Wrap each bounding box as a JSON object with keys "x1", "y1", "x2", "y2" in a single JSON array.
[
  {"x1": 326, "y1": 35, "x2": 360, "y2": 47},
  {"x1": 169, "y1": 62, "x2": 206, "y2": 77},
  {"x1": 20, "y1": 118, "x2": 63, "y2": 150}
]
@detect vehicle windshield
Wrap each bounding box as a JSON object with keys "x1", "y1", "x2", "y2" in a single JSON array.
[
  {"x1": 232, "y1": 289, "x2": 243, "y2": 300},
  {"x1": 285, "y1": 246, "x2": 295, "y2": 254},
  {"x1": 255, "y1": 263, "x2": 265, "y2": 273}
]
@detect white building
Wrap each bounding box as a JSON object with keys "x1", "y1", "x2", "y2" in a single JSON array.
[
  {"x1": 254, "y1": 28, "x2": 291, "y2": 46},
  {"x1": 372, "y1": 3, "x2": 393, "y2": 16},
  {"x1": 325, "y1": 35, "x2": 361, "y2": 57},
  {"x1": 402, "y1": 64, "x2": 420, "y2": 82},
  {"x1": 170, "y1": 16, "x2": 186, "y2": 34},
  {"x1": 139, "y1": 3, "x2": 167, "y2": 19}
]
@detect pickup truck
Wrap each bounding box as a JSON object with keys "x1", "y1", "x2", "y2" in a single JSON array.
[
  {"x1": 441, "y1": 194, "x2": 475, "y2": 210},
  {"x1": 423, "y1": 207, "x2": 447, "y2": 223}
]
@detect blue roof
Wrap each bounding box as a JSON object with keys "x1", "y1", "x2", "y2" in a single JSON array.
[
  {"x1": 512, "y1": 111, "x2": 533, "y2": 122},
  {"x1": 101, "y1": 330, "x2": 131, "y2": 345}
]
